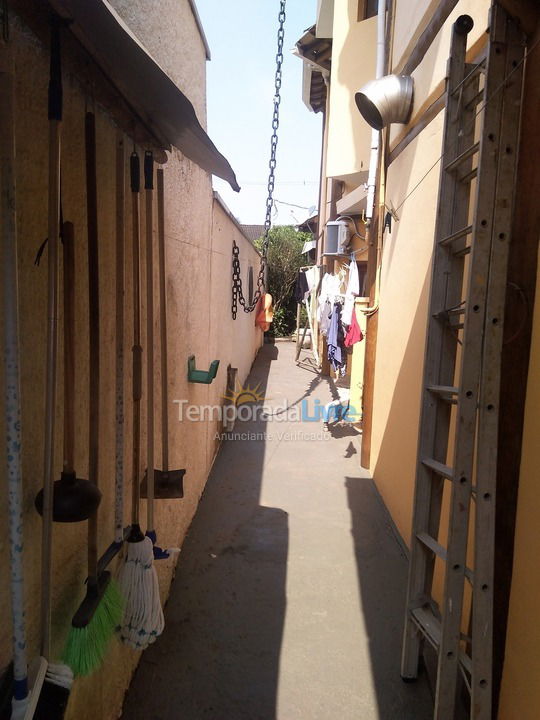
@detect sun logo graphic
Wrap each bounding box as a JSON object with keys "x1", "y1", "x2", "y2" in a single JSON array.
[{"x1": 223, "y1": 381, "x2": 266, "y2": 407}]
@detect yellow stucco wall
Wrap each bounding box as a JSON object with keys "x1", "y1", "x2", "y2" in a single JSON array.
[
  {"x1": 369, "y1": 109, "x2": 443, "y2": 541},
  {"x1": 326, "y1": 3, "x2": 376, "y2": 182},
  {"x1": 0, "y1": 6, "x2": 261, "y2": 720},
  {"x1": 390, "y1": 0, "x2": 490, "y2": 147},
  {"x1": 498, "y1": 260, "x2": 540, "y2": 720}
]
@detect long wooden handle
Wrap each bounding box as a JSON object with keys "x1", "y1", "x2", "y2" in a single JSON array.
[
  {"x1": 114, "y1": 132, "x2": 125, "y2": 544},
  {"x1": 62, "y1": 221, "x2": 75, "y2": 473},
  {"x1": 130, "y1": 152, "x2": 141, "y2": 527},
  {"x1": 41, "y1": 19, "x2": 62, "y2": 661},
  {"x1": 145, "y1": 151, "x2": 155, "y2": 531},
  {"x1": 85, "y1": 111, "x2": 99, "y2": 579},
  {"x1": 157, "y1": 168, "x2": 169, "y2": 472}
]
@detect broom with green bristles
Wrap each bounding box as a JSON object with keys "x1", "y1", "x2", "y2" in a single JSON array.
[{"x1": 62, "y1": 111, "x2": 123, "y2": 677}]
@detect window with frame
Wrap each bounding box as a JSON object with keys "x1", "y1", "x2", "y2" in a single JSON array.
[{"x1": 358, "y1": 0, "x2": 379, "y2": 21}]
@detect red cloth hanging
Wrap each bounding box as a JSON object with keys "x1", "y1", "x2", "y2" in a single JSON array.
[
  {"x1": 344, "y1": 310, "x2": 363, "y2": 347},
  {"x1": 255, "y1": 293, "x2": 274, "y2": 331}
]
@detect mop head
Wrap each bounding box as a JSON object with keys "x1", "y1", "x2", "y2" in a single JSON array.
[
  {"x1": 117, "y1": 535, "x2": 164, "y2": 649},
  {"x1": 62, "y1": 573, "x2": 124, "y2": 677}
]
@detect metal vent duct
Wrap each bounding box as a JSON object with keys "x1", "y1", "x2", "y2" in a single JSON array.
[{"x1": 355, "y1": 74, "x2": 414, "y2": 130}]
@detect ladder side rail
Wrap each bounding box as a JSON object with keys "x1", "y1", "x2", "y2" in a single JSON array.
[
  {"x1": 434, "y1": 10, "x2": 509, "y2": 718},
  {"x1": 401, "y1": 17, "x2": 474, "y2": 681},
  {"x1": 426, "y1": 63, "x2": 480, "y2": 615},
  {"x1": 472, "y1": 9, "x2": 525, "y2": 719}
]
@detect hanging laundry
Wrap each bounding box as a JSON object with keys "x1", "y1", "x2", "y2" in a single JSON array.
[
  {"x1": 327, "y1": 302, "x2": 346, "y2": 372},
  {"x1": 255, "y1": 293, "x2": 274, "y2": 331},
  {"x1": 342, "y1": 259, "x2": 360, "y2": 326},
  {"x1": 344, "y1": 308, "x2": 363, "y2": 347},
  {"x1": 294, "y1": 270, "x2": 309, "y2": 303},
  {"x1": 318, "y1": 271, "x2": 343, "y2": 324},
  {"x1": 304, "y1": 265, "x2": 319, "y2": 295},
  {"x1": 319, "y1": 300, "x2": 332, "y2": 336}
]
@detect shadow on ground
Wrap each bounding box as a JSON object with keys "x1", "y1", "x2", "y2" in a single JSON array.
[
  {"x1": 122, "y1": 342, "x2": 435, "y2": 720},
  {"x1": 122, "y1": 343, "x2": 286, "y2": 720},
  {"x1": 345, "y1": 476, "x2": 434, "y2": 719}
]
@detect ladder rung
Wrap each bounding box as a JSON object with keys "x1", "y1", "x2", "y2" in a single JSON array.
[
  {"x1": 427, "y1": 385, "x2": 459, "y2": 403},
  {"x1": 466, "y1": 88, "x2": 484, "y2": 110},
  {"x1": 450, "y1": 59, "x2": 486, "y2": 98},
  {"x1": 434, "y1": 305, "x2": 465, "y2": 319},
  {"x1": 422, "y1": 457, "x2": 454, "y2": 479},
  {"x1": 417, "y1": 531, "x2": 446, "y2": 558},
  {"x1": 453, "y1": 244, "x2": 471, "y2": 258},
  {"x1": 411, "y1": 606, "x2": 441, "y2": 648},
  {"x1": 416, "y1": 533, "x2": 474, "y2": 583},
  {"x1": 458, "y1": 166, "x2": 478, "y2": 184},
  {"x1": 410, "y1": 607, "x2": 473, "y2": 674},
  {"x1": 439, "y1": 224, "x2": 473, "y2": 247},
  {"x1": 444, "y1": 142, "x2": 480, "y2": 173}
]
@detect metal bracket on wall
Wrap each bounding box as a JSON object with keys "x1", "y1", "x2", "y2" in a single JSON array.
[{"x1": 187, "y1": 355, "x2": 220, "y2": 384}]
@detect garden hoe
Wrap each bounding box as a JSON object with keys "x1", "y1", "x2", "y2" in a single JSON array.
[{"x1": 140, "y1": 157, "x2": 185, "y2": 559}]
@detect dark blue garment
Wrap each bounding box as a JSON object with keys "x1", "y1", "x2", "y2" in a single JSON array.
[{"x1": 327, "y1": 302, "x2": 345, "y2": 371}]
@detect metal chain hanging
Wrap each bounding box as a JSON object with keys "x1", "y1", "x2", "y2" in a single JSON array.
[{"x1": 232, "y1": 0, "x2": 286, "y2": 319}]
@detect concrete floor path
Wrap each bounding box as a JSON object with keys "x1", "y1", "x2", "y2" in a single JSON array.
[{"x1": 122, "y1": 341, "x2": 433, "y2": 720}]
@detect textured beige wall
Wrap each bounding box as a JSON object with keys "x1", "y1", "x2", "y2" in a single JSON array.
[
  {"x1": 326, "y1": 4, "x2": 376, "y2": 182},
  {"x1": 109, "y1": 0, "x2": 208, "y2": 126},
  {"x1": 0, "y1": 7, "x2": 260, "y2": 720}
]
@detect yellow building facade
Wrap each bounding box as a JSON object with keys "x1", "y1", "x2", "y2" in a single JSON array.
[{"x1": 299, "y1": 0, "x2": 540, "y2": 717}]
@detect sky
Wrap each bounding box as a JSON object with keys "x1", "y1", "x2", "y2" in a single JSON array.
[{"x1": 197, "y1": 1, "x2": 322, "y2": 227}]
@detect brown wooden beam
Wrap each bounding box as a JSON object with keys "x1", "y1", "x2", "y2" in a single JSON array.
[
  {"x1": 499, "y1": 0, "x2": 539, "y2": 36},
  {"x1": 493, "y1": 17, "x2": 540, "y2": 717},
  {"x1": 396, "y1": 0, "x2": 459, "y2": 75}
]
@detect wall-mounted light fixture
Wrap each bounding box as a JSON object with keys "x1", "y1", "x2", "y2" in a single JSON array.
[{"x1": 355, "y1": 74, "x2": 414, "y2": 130}]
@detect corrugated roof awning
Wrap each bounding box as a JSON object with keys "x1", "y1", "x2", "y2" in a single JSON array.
[
  {"x1": 294, "y1": 25, "x2": 331, "y2": 114},
  {"x1": 48, "y1": 0, "x2": 240, "y2": 191}
]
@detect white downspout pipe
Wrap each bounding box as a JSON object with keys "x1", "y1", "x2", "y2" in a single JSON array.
[{"x1": 365, "y1": 0, "x2": 386, "y2": 224}]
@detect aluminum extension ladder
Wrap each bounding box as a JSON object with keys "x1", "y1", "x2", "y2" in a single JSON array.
[{"x1": 401, "y1": 6, "x2": 524, "y2": 720}]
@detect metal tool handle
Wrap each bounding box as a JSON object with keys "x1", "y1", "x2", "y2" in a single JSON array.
[{"x1": 2, "y1": 49, "x2": 29, "y2": 699}]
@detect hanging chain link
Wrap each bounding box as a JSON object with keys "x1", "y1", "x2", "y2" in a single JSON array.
[{"x1": 232, "y1": 0, "x2": 286, "y2": 319}]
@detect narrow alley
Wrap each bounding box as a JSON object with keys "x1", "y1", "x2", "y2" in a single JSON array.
[{"x1": 121, "y1": 342, "x2": 433, "y2": 720}]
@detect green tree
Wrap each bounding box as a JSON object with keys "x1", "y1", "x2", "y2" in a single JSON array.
[{"x1": 255, "y1": 226, "x2": 311, "y2": 336}]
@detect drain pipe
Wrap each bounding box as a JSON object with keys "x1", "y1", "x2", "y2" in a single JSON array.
[{"x1": 365, "y1": 0, "x2": 386, "y2": 224}]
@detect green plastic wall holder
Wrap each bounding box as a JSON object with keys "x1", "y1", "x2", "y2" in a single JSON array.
[{"x1": 187, "y1": 355, "x2": 220, "y2": 384}]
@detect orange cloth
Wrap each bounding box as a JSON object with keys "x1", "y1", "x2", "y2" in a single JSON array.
[{"x1": 255, "y1": 293, "x2": 273, "y2": 331}]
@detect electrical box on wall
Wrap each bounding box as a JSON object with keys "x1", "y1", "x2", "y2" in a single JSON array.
[{"x1": 324, "y1": 220, "x2": 350, "y2": 256}]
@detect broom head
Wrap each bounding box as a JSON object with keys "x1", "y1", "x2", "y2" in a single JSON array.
[{"x1": 63, "y1": 571, "x2": 123, "y2": 677}]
